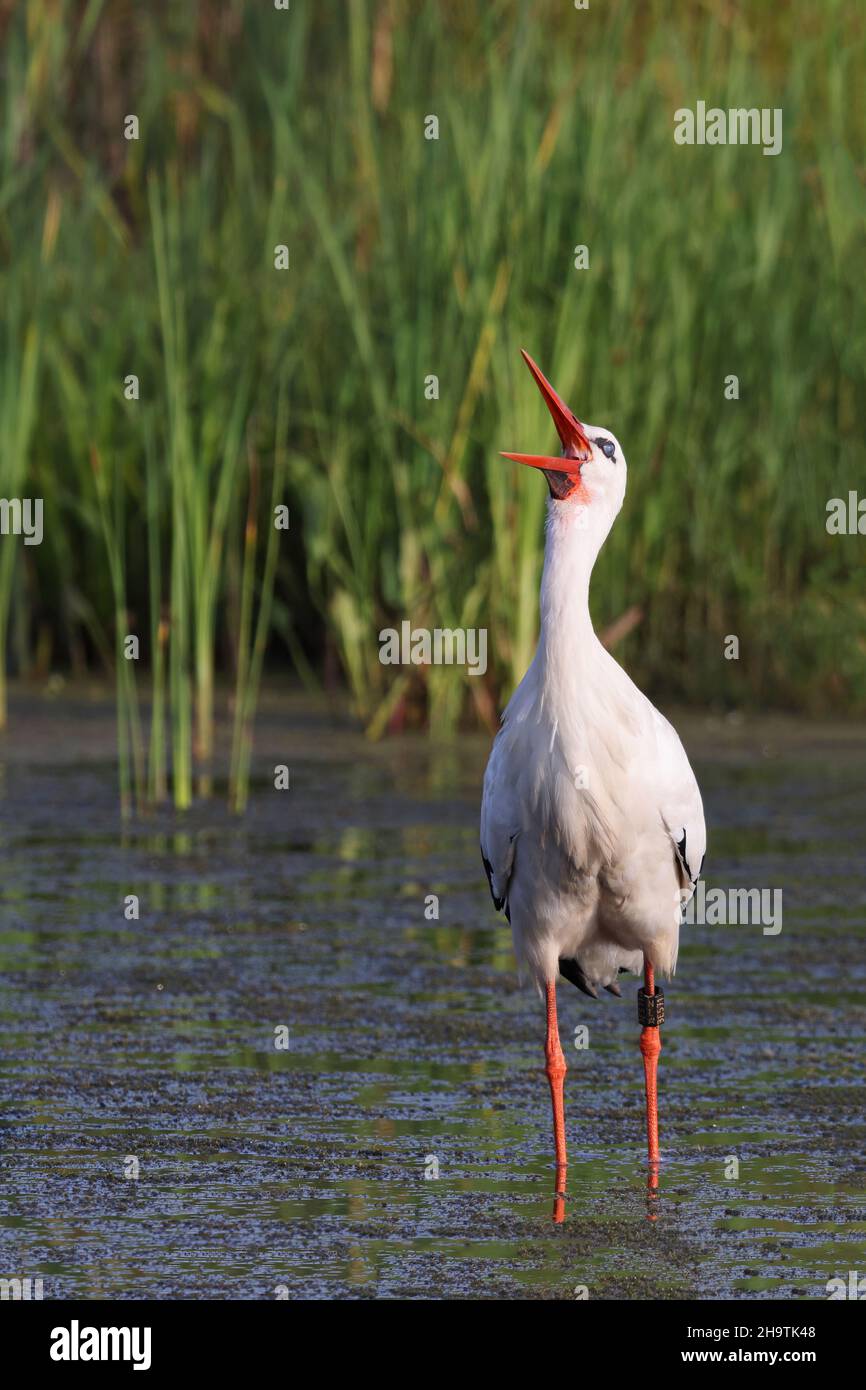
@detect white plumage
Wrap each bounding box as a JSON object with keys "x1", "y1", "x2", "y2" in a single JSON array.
[{"x1": 481, "y1": 374, "x2": 705, "y2": 1000}]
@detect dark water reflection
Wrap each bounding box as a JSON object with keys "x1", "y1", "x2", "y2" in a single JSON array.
[{"x1": 1, "y1": 695, "x2": 864, "y2": 1299}]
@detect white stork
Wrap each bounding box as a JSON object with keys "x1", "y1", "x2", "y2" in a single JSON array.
[{"x1": 481, "y1": 350, "x2": 706, "y2": 1221}]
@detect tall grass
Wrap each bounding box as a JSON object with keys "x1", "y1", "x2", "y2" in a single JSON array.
[
  {"x1": 0, "y1": 0, "x2": 864, "y2": 806},
  {"x1": 229, "y1": 377, "x2": 289, "y2": 814},
  {"x1": 274, "y1": 0, "x2": 866, "y2": 722},
  {"x1": 0, "y1": 290, "x2": 41, "y2": 730}
]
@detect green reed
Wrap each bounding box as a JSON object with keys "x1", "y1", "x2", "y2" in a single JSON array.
[{"x1": 0, "y1": 0, "x2": 863, "y2": 803}]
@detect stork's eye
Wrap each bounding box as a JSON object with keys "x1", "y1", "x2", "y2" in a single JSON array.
[{"x1": 597, "y1": 438, "x2": 616, "y2": 459}]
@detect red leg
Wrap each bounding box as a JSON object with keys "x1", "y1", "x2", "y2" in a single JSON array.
[
  {"x1": 639, "y1": 961, "x2": 661, "y2": 1186},
  {"x1": 544, "y1": 981, "x2": 568, "y2": 1223}
]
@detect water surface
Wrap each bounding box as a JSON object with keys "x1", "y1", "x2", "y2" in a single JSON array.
[{"x1": 1, "y1": 694, "x2": 864, "y2": 1299}]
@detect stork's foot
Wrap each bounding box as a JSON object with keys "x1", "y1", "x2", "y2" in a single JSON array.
[{"x1": 545, "y1": 981, "x2": 568, "y2": 1222}]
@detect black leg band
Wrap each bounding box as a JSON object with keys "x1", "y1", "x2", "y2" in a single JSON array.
[{"x1": 638, "y1": 985, "x2": 665, "y2": 1027}]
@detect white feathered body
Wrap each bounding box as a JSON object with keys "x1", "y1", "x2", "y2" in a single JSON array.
[{"x1": 481, "y1": 479, "x2": 705, "y2": 994}]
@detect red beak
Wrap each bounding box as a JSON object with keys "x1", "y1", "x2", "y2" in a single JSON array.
[{"x1": 501, "y1": 349, "x2": 592, "y2": 474}]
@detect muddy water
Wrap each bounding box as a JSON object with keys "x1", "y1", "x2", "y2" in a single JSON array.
[{"x1": 1, "y1": 693, "x2": 864, "y2": 1300}]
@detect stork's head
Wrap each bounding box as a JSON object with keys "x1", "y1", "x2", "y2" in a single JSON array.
[{"x1": 502, "y1": 350, "x2": 627, "y2": 519}]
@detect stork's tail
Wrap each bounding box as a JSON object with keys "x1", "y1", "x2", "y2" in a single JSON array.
[{"x1": 558, "y1": 948, "x2": 645, "y2": 998}]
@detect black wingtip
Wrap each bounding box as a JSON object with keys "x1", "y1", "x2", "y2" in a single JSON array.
[
  {"x1": 481, "y1": 846, "x2": 510, "y2": 920},
  {"x1": 558, "y1": 957, "x2": 599, "y2": 999}
]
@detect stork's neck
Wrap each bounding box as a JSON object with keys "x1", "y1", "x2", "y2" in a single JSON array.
[{"x1": 536, "y1": 499, "x2": 611, "y2": 681}]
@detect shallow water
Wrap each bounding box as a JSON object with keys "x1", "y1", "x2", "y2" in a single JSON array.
[{"x1": 1, "y1": 693, "x2": 864, "y2": 1300}]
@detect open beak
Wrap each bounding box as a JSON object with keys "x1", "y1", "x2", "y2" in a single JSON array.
[{"x1": 501, "y1": 349, "x2": 592, "y2": 474}]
